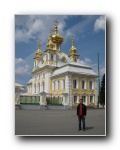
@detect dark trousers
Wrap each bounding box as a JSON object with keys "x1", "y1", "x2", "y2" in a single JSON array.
[{"x1": 78, "y1": 116, "x2": 85, "y2": 129}]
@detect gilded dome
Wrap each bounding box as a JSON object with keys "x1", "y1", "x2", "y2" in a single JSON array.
[
  {"x1": 35, "y1": 43, "x2": 42, "y2": 58},
  {"x1": 46, "y1": 36, "x2": 55, "y2": 49},
  {"x1": 69, "y1": 39, "x2": 77, "y2": 54},
  {"x1": 51, "y1": 25, "x2": 64, "y2": 44}
]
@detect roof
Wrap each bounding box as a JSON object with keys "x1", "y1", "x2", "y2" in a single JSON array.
[
  {"x1": 27, "y1": 79, "x2": 32, "y2": 84},
  {"x1": 69, "y1": 61, "x2": 91, "y2": 68},
  {"x1": 52, "y1": 63, "x2": 97, "y2": 77},
  {"x1": 15, "y1": 83, "x2": 25, "y2": 87}
]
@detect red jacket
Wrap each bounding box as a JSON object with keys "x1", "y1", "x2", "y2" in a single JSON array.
[{"x1": 77, "y1": 104, "x2": 87, "y2": 116}]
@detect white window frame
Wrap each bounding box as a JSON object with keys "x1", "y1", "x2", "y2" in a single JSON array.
[
  {"x1": 81, "y1": 78, "x2": 86, "y2": 90},
  {"x1": 43, "y1": 73, "x2": 45, "y2": 78},
  {"x1": 74, "y1": 95, "x2": 78, "y2": 104},
  {"x1": 53, "y1": 81, "x2": 55, "y2": 90},
  {"x1": 39, "y1": 74, "x2": 40, "y2": 79},
  {"x1": 82, "y1": 95, "x2": 87, "y2": 105},
  {"x1": 38, "y1": 83, "x2": 40, "y2": 92},
  {"x1": 42, "y1": 82, "x2": 45, "y2": 92},
  {"x1": 73, "y1": 77, "x2": 78, "y2": 89},
  {"x1": 51, "y1": 53, "x2": 54, "y2": 61},
  {"x1": 62, "y1": 79, "x2": 65, "y2": 89},
  {"x1": 90, "y1": 95, "x2": 94, "y2": 103},
  {"x1": 89, "y1": 79, "x2": 94, "y2": 90},
  {"x1": 34, "y1": 84, "x2": 36, "y2": 93},
  {"x1": 57, "y1": 80, "x2": 60, "y2": 90}
]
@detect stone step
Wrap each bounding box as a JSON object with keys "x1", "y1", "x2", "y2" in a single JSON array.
[
  {"x1": 47, "y1": 105, "x2": 69, "y2": 110},
  {"x1": 20, "y1": 104, "x2": 40, "y2": 110}
]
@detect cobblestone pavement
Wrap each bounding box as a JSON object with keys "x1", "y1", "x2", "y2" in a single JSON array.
[{"x1": 15, "y1": 109, "x2": 105, "y2": 136}]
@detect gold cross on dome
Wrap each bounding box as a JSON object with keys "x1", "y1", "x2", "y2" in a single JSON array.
[
  {"x1": 54, "y1": 19, "x2": 59, "y2": 26},
  {"x1": 38, "y1": 38, "x2": 41, "y2": 44},
  {"x1": 72, "y1": 35, "x2": 75, "y2": 41}
]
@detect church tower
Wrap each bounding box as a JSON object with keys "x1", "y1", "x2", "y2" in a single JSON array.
[
  {"x1": 44, "y1": 20, "x2": 64, "y2": 66},
  {"x1": 33, "y1": 39, "x2": 43, "y2": 70},
  {"x1": 69, "y1": 36, "x2": 80, "y2": 62}
]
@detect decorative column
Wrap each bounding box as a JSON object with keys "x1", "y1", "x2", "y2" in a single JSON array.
[{"x1": 66, "y1": 74, "x2": 72, "y2": 107}]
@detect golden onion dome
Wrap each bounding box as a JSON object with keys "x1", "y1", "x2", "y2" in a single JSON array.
[
  {"x1": 36, "y1": 42, "x2": 42, "y2": 58},
  {"x1": 69, "y1": 36, "x2": 77, "y2": 54},
  {"x1": 51, "y1": 25, "x2": 64, "y2": 44},
  {"x1": 46, "y1": 35, "x2": 55, "y2": 49}
]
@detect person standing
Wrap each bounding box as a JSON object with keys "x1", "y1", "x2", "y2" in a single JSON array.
[{"x1": 77, "y1": 99, "x2": 87, "y2": 131}]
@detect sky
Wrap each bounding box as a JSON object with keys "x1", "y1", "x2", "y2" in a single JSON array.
[{"x1": 15, "y1": 15, "x2": 105, "y2": 85}]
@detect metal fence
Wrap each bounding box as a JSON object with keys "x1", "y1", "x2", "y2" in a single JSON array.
[
  {"x1": 20, "y1": 96, "x2": 63, "y2": 106},
  {"x1": 46, "y1": 97, "x2": 63, "y2": 105},
  {"x1": 20, "y1": 96, "x2": 40, "y2": 105}
]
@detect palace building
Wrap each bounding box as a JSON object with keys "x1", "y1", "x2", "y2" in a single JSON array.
[{"x1": 27, "y1": 21, "x2": 98, "y2": 108}]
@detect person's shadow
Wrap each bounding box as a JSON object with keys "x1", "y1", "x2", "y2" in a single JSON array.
[{"x1": 85, "y1": 127, "x2": 94, "y2": 130}]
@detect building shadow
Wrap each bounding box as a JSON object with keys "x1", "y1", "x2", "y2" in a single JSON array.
[{"x1": 85, "y1": 127, "x2": 94, "y2": 130}]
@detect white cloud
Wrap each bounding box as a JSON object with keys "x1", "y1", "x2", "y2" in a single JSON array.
[
  {"x1": 79, "y1": 57, "x2": 92, "y2": 66},
  {"x1": 15, "y1": 15, "x2": 67, "y2": 43},
  {"x1": 100, "y1": 67, "x2": 105, "y2": 76},
  {"x1": 15, "y1": 65, "x2": 31, "y2": 76},
  {"x1": 94, "y1": 16, "x2": 105, "y2": 32},
  {"x1": 79, "y1": 57, "x2": 105, "y2": 78},
  {"x1": 84, "y1": 57, "x2": 92, "y2": 63},
  {"x1": 15, "y1": 58, "x2": 31, "y2": 76},
  {"x1": 15, "y1": 58, "x2": 25, "y2": 64}
]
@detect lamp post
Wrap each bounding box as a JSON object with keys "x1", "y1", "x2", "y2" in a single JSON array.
[{"x1": 97, "y1": 52, "x2": 100, "y2": 108}]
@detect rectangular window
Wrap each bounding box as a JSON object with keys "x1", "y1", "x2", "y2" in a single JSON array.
[
  {"x1": 38, "y1": 83, "x2": 40, "y2": 92},
  {"x1": 51, "y1": 54, "x2": 53, "y2": 61},
  {"x1": 63, "y1": 79, "x2": 65, "y2": 89},
  {"x1": 58, "y1": 81, "x2": 59, "y2": 90},
  {"x1": 90, "y1": 96, "x2": 93, "y2": 103},
  {"x1": 73, "y1": 79, "x2": 77, "y2": 89},
  {"x1": 82, "y1": 80, "x2": 85, "y2": 89},
  {"x1": 53, "y1": 81, "x2": 55, "y2": 90},
  {"x1": 42, "y1": 82, "x2": 45, "y2": 91},
  {"x1": 74, "y1": 96, "x2": 77, "y2": 104},
  {"x1": 89, "y1": 81, "x2": 93, "y2": 90},
  {"x1": 34, "y1": 84, "x2": 36, "y2": 93},
  {"x1": 43, "y1": 73, "x2": 45, "y2": 78},
  {"x1": 82, "y1": 96, "x2": 86, "y2": 104}
]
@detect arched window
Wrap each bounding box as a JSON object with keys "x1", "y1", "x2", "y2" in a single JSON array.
[
  {"x1": 90, "y1": 95, "x2": 94, "y2": 103},
  {"x1": 38, "y1": 83, "x2": 40, "y2": 92},
  {"x1": 34, "y1": 84, "x2": 36, "y2": 93},
  {"x1": 81, "y1": 78, "x2": 86, "y2": 89},
  {"x1": 58, "y1": 80, "x2": 60, "y2": 90},
  {"x1": 74, "y1": 95, "x2": 78, "y2": 104},
  {"x1": 53, "y1": 81, "x2": 55, "y2": 90},
  {"x1": 51, "y1": 53, "x2": 54, "y2": 61},
  {"x1": 42, "y1": 82, "x2": 45, "y2": 92},
  {"x1": 89, "y1": 79, "x2": 94, "y2": 90},
  {"x1": 62, "y1": 79, "x2": 65, "y2": 89},
  {"x1": 73, "y1": 77, "x2": 78, "y2": 89},
  {"x1": 82, "y1": 95, "x2": 86, "y2": 105}
]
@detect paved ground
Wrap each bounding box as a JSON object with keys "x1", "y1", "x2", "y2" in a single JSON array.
[{"x1": 15, "y1": 109, "x2": 105, "y2": 136}]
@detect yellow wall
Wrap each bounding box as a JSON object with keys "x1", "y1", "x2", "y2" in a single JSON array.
[
  {"x1": 72, "y1": 75, "x2": 95, "y2": 94},
  {"x1": 51, "y1": 74, "x2": 96, "y2": 106},
  {"x1": 51, "y1": 74, "x2": 67, "y2": 95}
]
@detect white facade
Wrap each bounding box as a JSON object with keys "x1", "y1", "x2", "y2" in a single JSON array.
[{"x1": 26, "y1": 23, "x2": 98, "y2": 107}]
